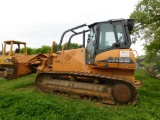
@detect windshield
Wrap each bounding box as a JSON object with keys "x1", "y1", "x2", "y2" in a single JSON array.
[{"x1": 99, "y1": 23, "x2": 125, "y2": 50}]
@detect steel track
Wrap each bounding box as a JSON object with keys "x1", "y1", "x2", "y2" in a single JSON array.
[{"x1": 36, "y1": 71, "x2": 138, "y2": 105}]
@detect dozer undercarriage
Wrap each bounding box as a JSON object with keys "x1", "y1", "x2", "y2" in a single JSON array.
[
  {"x1": 36, "y1": 19, "x2": 141, "y2": 105},
  {"x1": 36, "y1": 72, "x2": 138, "y2": 105}
]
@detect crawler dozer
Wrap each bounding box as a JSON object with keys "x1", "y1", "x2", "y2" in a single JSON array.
[
  {"x1": 36, "y1": 19, "x2": 140, "y2": 105},
  {"x1": 0, "y1": 40, "x2": 47, "y2": 79}
]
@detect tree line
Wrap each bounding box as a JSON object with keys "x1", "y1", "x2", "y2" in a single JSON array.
[{"x1": 20, "y1": 42, "x2": 78, "y2": 54}]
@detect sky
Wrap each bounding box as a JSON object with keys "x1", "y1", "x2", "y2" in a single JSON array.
[{"x1": 0, "y1": 0, "x2": 144, "y2": 55}]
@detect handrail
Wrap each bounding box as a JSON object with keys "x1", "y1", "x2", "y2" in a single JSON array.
[{"x1": 58, "y1": 24, "x2": 87, "y2": 50}]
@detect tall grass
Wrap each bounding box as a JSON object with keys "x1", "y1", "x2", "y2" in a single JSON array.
[{"x1": 0, "y1": 70, "x2": 160, "y2": 120}]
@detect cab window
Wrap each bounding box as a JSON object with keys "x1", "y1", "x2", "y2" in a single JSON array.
[
  {"x1": 99, "y1": 23, "x2": 116, "y2": 50},
  {"x1": 98, "y1": 23, "x2": 125, "y2": 50},
  {"x1": 86, "y1": 26, "x2": 96, "y2": 59}
]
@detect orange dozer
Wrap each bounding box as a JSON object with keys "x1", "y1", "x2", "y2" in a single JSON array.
[
  {"x1": 0, "y1": 40, "x2": 47, "y2": 79},
  {"x1": 36, "y1": 19, "x2": 141, "y2": 105}
]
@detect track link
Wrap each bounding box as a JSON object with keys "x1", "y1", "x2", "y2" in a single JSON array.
[{"x1": 36, "y1": 71, "x2": 138, "y2": 105}]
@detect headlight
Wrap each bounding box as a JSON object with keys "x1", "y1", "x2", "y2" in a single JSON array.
[{"x1": 5, "y1": 59, "x2": 13, "y2": 62}]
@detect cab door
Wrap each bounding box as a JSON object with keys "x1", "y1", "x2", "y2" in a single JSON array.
[{"x1": 86, "y1": 26, "x2": 97, "y2": 65}]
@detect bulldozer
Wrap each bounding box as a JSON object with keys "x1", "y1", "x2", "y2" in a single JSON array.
[
  {"x1": 0, "y1": 40, "x2": 47, "y2": 79},
  {"x1": 36, "y1": 19, "x2": 140, "y2": 105}
]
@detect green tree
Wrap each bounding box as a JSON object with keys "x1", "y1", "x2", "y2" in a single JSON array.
[
  {"x1": 21, "y1": 42, "x2": 78, "y2": 55},
  {"x1": 66, "y1": 42, "x2": 78, "y2": 50},
  {"x1": 130, "y1": 0, "x2": 160, "y2": 48},
  {"x1": 55, "y1": 42, "x2": 78, "y2": 51},
  {"x1": 20, "y1": 47, "x2": 34, "y2": 55},
  {"x1": 130, "y1": 0, "x2": 160, "y2": 75},
  {"x1": 39, "y1": 45, "x2": 51, "y2": 54}
]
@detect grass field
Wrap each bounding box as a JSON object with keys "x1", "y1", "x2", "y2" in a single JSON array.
[{"x1": 0, "y1": 70, "x2": 160, "y2": 120}]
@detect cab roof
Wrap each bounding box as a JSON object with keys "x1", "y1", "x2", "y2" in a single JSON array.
[
  {"x1": 88, "y1": 19, "x2": 134, "y2": 32},
  {"x1": 4, "y1": 40, "x2": 26, "y2": 45},
  {"x1": 88, "y1": 19, "x2": 134, "y2": 28}
]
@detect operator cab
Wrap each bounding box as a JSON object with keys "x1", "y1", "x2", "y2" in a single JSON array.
[
  {"x1": 58, "y1": 19, "x2": 134, "y2": 65},
  {"x1": 2, "y1": 40, "x2": 27, "y2": 56},
  {"x1": 86, "y1": 19, "x2": 134, "y2": 64}
]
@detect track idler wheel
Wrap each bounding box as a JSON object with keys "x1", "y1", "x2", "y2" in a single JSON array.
[
  {"x1": 113, "y1": 84, "x2": 132, "y2": 104},
  {"x1": 36, "y1": 74, "x2": 53, "y2": 92}
]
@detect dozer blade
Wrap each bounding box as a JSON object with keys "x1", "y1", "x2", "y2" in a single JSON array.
[
  {"x1": 9, "y1": 63, "x2": 34, "y2": 79},
  {"x1": 5, "y1": 54, "x2": 47, "y2": 79}
]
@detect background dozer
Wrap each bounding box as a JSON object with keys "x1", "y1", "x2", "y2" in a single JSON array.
[
  {"x1": 0, "y1": 40, "x2": 47, "y2": 79},
  {"x1": 36, "y1": 19, "x2": 140, "y2": 105}
]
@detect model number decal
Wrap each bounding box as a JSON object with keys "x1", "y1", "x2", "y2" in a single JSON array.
[
  {"x1": 107, "y1": 57, "x2": 130, "y2": 63},
  {"x1": 97, "y1": 57, "x2": 134, "y2": 63}
]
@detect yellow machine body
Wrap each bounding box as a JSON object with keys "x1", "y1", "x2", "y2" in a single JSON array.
[
  {"x1": 36, "y1": 19, "x2": 141, "y2": 105},
  {"x1": 42, "y1": 48, "x2": 136, "y2": 83}
]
